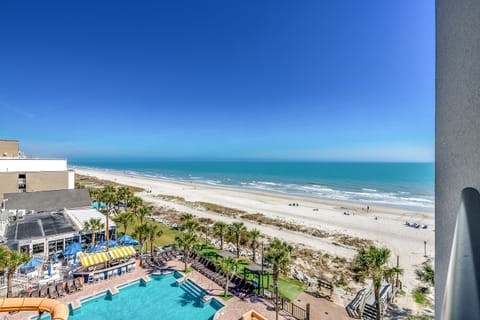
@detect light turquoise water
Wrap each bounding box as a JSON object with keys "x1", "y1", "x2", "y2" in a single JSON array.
[
  {"x1": 71, "y1": 160, "x2": 434, "y2": 211},
  {"x1": 39, "y1": 273, "x2": 222, "y2": 320}
]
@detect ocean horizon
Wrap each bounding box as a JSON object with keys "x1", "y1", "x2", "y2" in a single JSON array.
[{"x1": 70, "y1": 160, "x2": 434, "y2": 212}]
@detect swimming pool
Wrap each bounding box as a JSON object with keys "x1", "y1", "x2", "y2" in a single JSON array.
[{"x1": 38, "y1": 272, "x2": 223, "y2": 320}]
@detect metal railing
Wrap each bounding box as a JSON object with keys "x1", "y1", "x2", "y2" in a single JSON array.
[
  {"x1": 280, "y1": 298, "x2": 309, "y2": 320},
  {"x1": 442, "y1": 187, "x2": 480, "y2": 319}
]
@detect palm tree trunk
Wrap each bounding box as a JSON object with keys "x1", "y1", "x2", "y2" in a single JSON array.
[
  {"x1": 150, "y1": 240, "x2": 154, "y2": 256},
  {"x1": 123, "y1": 223, "x2": 127, "y2": 235},
  {"x1": 92, "y1": 232, "x2": 96, "y2": 247},
  {"x1": 7, "y1": 272, "x2": 13, "y2": 298},
  {"x1": 374, "y1": 282, "x2": 381, "y2": 320},
  {"x1": 220, "y1": 233, "x2": 224, "y2": 250},
  {"x1": 225, "y1": 273, "x2": 229, "y2": 297},
  {"x1": 236, "y1": 235, "x2": 240, "y2": 259},
  {"x1": 106, "y1": 212, "x2": 110, "y2": 252},
  {"x1": 184, "y1": 250, "x2": 188, "y2": 271},
  {"x1": 252, "y1": 243, "x2": 257, "y2": 262},
  {"x1": 274, "y1": 269, "x2": 279, "y2": 320}
]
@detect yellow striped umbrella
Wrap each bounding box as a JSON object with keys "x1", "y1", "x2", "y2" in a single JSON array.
[
  {"x1": 124, "y1": 246, "x2": 136, "y2": 256},
  {"x1": 79, "y1": 252, "x2": 111, "y2": 268},
  {"x1": 108, "y1": 247, "x2": 122, "y2": 259}
]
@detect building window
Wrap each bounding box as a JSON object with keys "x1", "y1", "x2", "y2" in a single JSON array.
[{"x1": 32, "y1": 243, "x2": 44, "y2": 254}]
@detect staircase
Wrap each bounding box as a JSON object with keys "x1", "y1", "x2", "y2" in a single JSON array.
[
  {"x1": 180, "y1": 280, "x2": 207, "y2": 300},
  {"x1": 347, "y1": 283, "x2": 394, "y2": 319}
]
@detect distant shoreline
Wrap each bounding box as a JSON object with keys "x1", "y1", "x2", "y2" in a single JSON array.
[{"x1": 70, "y1": 164, "x2": 434, "y2": 214}]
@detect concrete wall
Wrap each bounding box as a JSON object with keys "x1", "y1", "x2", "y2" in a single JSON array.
[
  {"x1": 25, "y1": 171, "x2": 69, "y2": 192},
  {"x1": 0, "y1": 159, "x2": 67, "y2": 172},
  {"x1": 0, "y1": 173, "x2": 19, "y2": 200},
  {"x1": 436, "y1": 0, "x2": 480, "y2": 316},
  {"x1": 68, "y1": 170, "x2": 75, "y2": 189},
  {"x1": 0, "y1": 140, "x2": 19, "y2": 157}
]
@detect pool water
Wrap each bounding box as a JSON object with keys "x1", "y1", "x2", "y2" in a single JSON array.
[{"x1": 40, "y1": 272, "x2": 223, "y2": 320}]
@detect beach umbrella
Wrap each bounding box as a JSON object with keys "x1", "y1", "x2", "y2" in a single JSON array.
[
  {"x1": 87, "y1": 245, "x2": 104, "y2": 253},
  {"x1": 117, "y1": 234, "x2": 133, "y2": 243},
  {"x1": 20, "y1": 258, "x2": 43, "y2": 270},
  {"x1": 47, "y1": 264, "x2": 52, "y2": 276},
  {"x1": 118, "y1": 235, "x2": 139, "y2": 245},
  {"x1": 63, "y1": 242, "x2": 83, "y2": 256},
  {"x1": 99, "y1": 239, "x2": 118, "y2": 247}
]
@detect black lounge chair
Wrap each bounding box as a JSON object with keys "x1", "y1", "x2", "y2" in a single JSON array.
[
  {"x1": 29, "y1": 289, "x2": 40, "y2": 298},
  {"x1": 67, "y1": 280, "x2": 76, "y2": 293},
  {"x1": 39, "y1": 286, "x2": 48, "y2": 298},
  {"x1": 56, "y1": 283, "x2": 66, "y2": 296},
  {"x1": 74, "y1": 278, "x2": 83, "y2": 291},
  {"x1": 48, "y1": 286, "x2": 58, "y2": 299}
]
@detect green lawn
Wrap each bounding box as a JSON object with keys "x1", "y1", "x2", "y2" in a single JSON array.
[{"x1": 117, "y1": 218, "x2": 180, "y2": 252}]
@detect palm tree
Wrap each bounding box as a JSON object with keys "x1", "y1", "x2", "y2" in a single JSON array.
[
  {"x1": 216, "y1": 257, "x2": 237, "y2": 297},
  {"x1": 133, "y1": 224, "x2": 150, "y2": 263},
  {"x1": 265, "y1": 238, "x2": 293, "y2": 320},
  {"x1": 115, "y1": 211, "x2": 134, "y2": 235},
  {"x1": 174, "y1": 232, "x2": 197, "y2": 271},
  {"x1": 249, "y1": 229, "x2": 261, "y2": 262},
  {"x1": 353, "y1": 245, "x2": 402, "y2": 320},
  {"x1": 147, "y1": 224, "x2": 163, "y2": 256},
  {"x1": 137, "y1": 205, "x2": 153, "y2": 225},
  {"x1": 116, "y1": 186, "x2": 133, "y2": 209},
  {"x1": 83, "y1": 218, "x2": 105, "y2": 248},
  {"x1": 181, "y1": 220, "x2": 199, "y2": 233},
  {"x1": 213, "y1": 222, "x2": 227, "y2": 250},
  {"x1": 97, "y1": 188, "x2": 117, "y2": 251},
  {"x1": 229, "y1": 222, "x2": 247, "y2": 259},
  {"x1": 2, "y1": 249, "x2": 30, "y2": 297},
  {"x1": 129, "y1": 196, "x2": 143, "y2": 216}
]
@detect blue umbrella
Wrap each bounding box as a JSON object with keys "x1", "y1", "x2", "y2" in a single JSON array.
[
  {"x1": 117, "y1": 235, "x2": 132, "y2": 243},
  {"x1": 47, "y1": 264, "x2": 52, "y2": 276},
  {"x1": 87, "y1": 245, "x2": 103, "y2": 253},
  {"x1": 118, "y1": 235, "x2": 139, "y2": 246},
  {"x1": 63, "y1": 242, "x2": 82, "y2": 256},
  {"x1": 20, "y1": 258, "x2": 43, "y2": 270},
  {"x1": 99, "y1": 240, "x2": 118, "y2": 247}
]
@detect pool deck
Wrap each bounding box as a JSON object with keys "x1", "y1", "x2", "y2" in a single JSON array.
[{"x1": 1, "y1": 259, "x2": 346, "y2": 320}]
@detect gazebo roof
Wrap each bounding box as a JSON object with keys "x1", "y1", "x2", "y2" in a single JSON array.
[
  {"x1": 216, "y1": 250, "x2": 237, "y2": 259},
  {"x1": 245, "y1": 263, "x2": 271, "y2": 274}
]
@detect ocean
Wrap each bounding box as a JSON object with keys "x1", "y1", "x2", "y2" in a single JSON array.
[{"x1": 70, "y1": 160, "x2": 434, "y2": 212}]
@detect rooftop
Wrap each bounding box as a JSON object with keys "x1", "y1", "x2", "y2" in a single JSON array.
[
  {"x1": 5, "y1": 211, "x2": 76, "y2": 250},
  {"x1": 65, "y1": 207, "x2": 116, "y2": 230},
  {"x1": 4, "y1": 189, "x2": 91, "y2": 212}
]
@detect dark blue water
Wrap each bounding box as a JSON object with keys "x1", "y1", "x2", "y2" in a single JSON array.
[{"x1": 70, "y1": 160, "x2": 434, "y2": 212}]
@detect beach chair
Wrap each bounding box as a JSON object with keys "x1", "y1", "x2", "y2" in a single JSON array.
[
  {"x1": 56, "y1": 283, "x2": 66, "y2": 296},
  {"x1": 74, "y1": 278, "x2": 83, "y2": 291},
  {"x1": 29, "y1": 289, "x2": 40, "y2": 298},
  {"x1": 39, "y1": 286, "x2": 49, "y2": 298},
  {"x1": 67, "y1": 280, "x2": 76, "y2": 293},
  {"x1": 48, "y1": 285, "x2": 58, "y2": 299}
]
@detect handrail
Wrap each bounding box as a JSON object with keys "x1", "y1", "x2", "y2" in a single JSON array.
[{"x1": 442, "y1": 187, "x2": 480, "y2": 319}]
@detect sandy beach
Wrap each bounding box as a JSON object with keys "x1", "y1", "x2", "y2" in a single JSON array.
[{"x1": 74, "y1": 167, "x2": 435, "y2": 308}]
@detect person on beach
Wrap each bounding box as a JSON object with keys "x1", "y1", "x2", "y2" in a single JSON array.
[{"x1": 366, "y1": 205, "x2": 370, "y2": 213}]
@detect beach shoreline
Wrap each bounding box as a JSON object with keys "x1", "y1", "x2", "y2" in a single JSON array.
[{"x1": 74, "y1": 166, "x2": 435, "y2": 311}]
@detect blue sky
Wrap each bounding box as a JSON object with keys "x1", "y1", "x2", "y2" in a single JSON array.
[{"x1": 0, "y1": 1, "x2": 434, "y2": 161}]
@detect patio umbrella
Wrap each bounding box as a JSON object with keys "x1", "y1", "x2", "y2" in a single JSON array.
[
  {"x1": 87, "y1": 245, "x2": 103, "y2": 253},
  {"x1": 118, "y1": 234, "x2": 132, "y2": 243},
  {"x1": 20, "y1": 258, "x2": 43, "y2": 270},
  {"x1": 99, "y1": 240, "x2": 118, "y2": 247},
  {"x1": 118, "y1": 235, "x2": 139, "y2": 246},
  {"x1": 63, "y1": 242, "x2": 83, "y2": 256}
]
